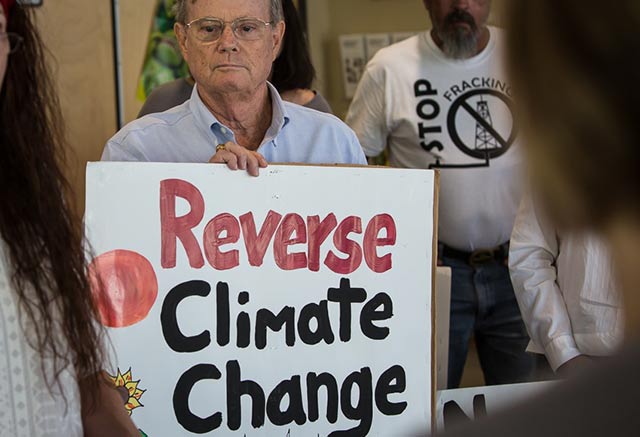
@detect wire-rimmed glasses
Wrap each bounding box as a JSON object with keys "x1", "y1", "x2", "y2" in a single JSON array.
[{"x1": 184, "y1": 17, "x2": 274, "y2": 43}]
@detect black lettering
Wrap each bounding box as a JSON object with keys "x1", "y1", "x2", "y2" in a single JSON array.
[
  {"x1": 416, "y1": 99, "x2": 440, "y2": 120},
  {"x1": 306, "y1": 372, "x2": 339, "y2": 423},
  {"x1": 481, "y1": 77, "x2": 491, "y2": 88},
  {"x1": 216, "y1": 282, "x2": 230, "y2": 346},
  {"x1": 237, "y1": 291, "x2": 251, "y2": 348},
  {"x1": 298, "y1": 301, "x2": 335, "y2": 345},
  {"x1": 255, "y1": 306, "x2": 296, "y2": 349},
  {"x1": 360, "y1": 292, "x2": 393, "y2": 340},
  {"x1": 495, "y1": 79, "x2": 507, "y2": 93},
  {"x1": 266, "y1": 376, "x2": 307, "y2": 426},
  {"x1": 418, "y1": 122, "x2": 442, "y2": 138},
  {"x1": 161, "y1": 280, "x2": 211, "y2": 353},
  {"x1": 461, "y1": 80, "x2": 472, "y2": 92},
  {"x1": 414, "y1": 79, "x2": 437, "y2": 97},
  {"x1": 331, "y1": 367, "x2": 373, "y2": 437},
  {"x1": 472, "y1": 77, "x2": 481, "y2": 88},
  {"x1": 443, "y1": 395, "x2": 488, "y2": 430},
  {"x1": 418, "y1": 123, "x2": 444, "y2": 152},
  {"x1": 327, "y1": 278, "x2": 367, "y2": 342},
  {"x1": 226, "y1": 360, "x2": 265, "y2": 430},
  {"x1": 443, "y1": 400, "x2": 473, "y2": 430},
  {"x1": 421, "y1": 140, "x2": 444, "y2": 153},
  {"x1": 375, "y1": 365, "x2": 407, "y2": 416},
  {"x1": 173, "y1": 364, "x2": 222, "y2": 433},
  {"x1": 473, "y1": 394, "x2": 487, "y2": 419}
]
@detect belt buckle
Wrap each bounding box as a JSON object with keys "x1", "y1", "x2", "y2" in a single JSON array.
[{"x1": 469, "y1": 249, "x2": 494, "y2": 267}]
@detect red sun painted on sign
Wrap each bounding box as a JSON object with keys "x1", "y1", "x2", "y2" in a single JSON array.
[{"x1": 88, "y1": 250, "x2": 158, "y2": 328}]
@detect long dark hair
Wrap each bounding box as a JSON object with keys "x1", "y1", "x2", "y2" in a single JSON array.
[
  {"x1": 506, "y1": 0, "x2": 640, "y2": 228},
  {"x1": 0, "y1": 5, "x2": 103, "y2": 400},
  {"x1": 271, "y1": 0, "x2": 315, "y2": 92}
]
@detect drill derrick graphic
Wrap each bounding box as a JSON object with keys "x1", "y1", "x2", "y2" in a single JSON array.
[{"x1": 474, "y1": 97, "x2": 499, "y2": 151}]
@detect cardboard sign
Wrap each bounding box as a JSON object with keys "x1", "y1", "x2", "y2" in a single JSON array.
[
  {"x1": 436, "y1": 381, "x2": 557, "y2": 432},
  {"x1": 85, "y1": 163, "x2": 438, "y2": 436}
]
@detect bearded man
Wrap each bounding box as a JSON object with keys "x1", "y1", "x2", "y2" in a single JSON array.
[{"x1": 346, "y1": 0, "x2": 534, "y2": 388}]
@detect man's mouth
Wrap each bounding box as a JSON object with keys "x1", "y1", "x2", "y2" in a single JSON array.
[
  {"x1": 445, "y1": 9, "x2": 477, "y2": 31},
  {"x1": 215, "y1": 64, "x2": 245, "y2": 70}
]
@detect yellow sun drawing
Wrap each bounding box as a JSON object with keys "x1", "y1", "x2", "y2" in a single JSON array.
[{"x1": 109, "y1": 368, "x2": 146, "y2": 416}]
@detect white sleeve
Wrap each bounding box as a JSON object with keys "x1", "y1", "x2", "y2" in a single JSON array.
[
  {"x1": 345, "y1": 64, "x2": 389, "y2": 158},
  {"x1": 509, "y1": 193, "x2": 582, "y2": 371}
]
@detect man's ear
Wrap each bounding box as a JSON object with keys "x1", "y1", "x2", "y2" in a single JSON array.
[
  {"x1": 271, "y1": 20, "x2": 286, "y2": 62},
  {"x1": 174, "y1": 22, "x2": 189, "y2": 62}
]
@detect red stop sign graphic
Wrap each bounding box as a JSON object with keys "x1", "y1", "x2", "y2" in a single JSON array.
[{"x1": 88, "y1": 250, "x2": 158, "y2": 328}]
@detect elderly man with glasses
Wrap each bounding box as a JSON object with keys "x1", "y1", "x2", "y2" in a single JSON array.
[{"x1": 102, "y1": 0, "x2": 366, "y2": 174}]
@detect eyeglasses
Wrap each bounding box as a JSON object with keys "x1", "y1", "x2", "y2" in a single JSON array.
[
  {"x1": 184, "y1": 17, "x2": 274, "y2": 43},
  {"x1": 0, "y1": 32, "x2": 23, "y2": 54}
]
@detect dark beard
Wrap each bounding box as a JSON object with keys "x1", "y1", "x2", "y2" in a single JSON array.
[{"x1": 437, "y1": 9, "x2": 480, "y2": 59}]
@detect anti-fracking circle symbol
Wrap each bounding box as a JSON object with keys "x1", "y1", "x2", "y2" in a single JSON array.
[{"x1": 447, "y1": 89, "x2": 517, "y2": 160}]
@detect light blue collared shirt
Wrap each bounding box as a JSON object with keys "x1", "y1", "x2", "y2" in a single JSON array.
[{"x1": 102, "y1": 83, "x2": 367, "y2": 165}]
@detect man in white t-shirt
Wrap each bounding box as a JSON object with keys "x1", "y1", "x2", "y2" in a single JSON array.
[{"x1": 346, "y1": 0, "x2": 534, "y2": 388}]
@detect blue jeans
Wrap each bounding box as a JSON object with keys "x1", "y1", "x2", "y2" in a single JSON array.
[{"x1": 443, "y1": 254, "x2": 535, "y2": 388}]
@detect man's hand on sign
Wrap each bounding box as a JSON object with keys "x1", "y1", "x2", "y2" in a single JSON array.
[{"x1": 209, "y1": 141, "x2": 268, "y2": 177}]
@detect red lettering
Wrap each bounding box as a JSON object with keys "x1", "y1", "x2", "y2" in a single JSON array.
[
  {"x1": 363, "y1": 214, "x2": 396, "y2": 273},
  {"x1": 240, "y1": 211, "x2": 282, "y2": 266},
  {"x1": 203, "y1": 213, "x2": 240, "y2": 270},
  {"x1": 273, "y1": 213, "x2": 308, "y2": 270},
  {"x1": 160, "y1": 179, "x2": 205, "y2": 269},
  {"x1": 324, "y1": 216, "x2": 363, "y2": 274},
  {"x1": 307, "y1": 214, "x2": 338, "y2": 272}
]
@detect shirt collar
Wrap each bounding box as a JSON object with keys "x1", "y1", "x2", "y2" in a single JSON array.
[{"x1": 189, "y1": 82, "x2": 291, "y2": 148}]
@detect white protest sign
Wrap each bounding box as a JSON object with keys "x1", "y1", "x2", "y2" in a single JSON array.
[
  {"x1": 436, "y1": 381, "x2": 557, "y2": 432},
  {"x1": 85, "y1": 163, "x2": 437, "y2": 436}
]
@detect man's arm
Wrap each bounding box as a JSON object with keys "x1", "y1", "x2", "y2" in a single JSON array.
[{"x1": 509, "y1": 193, "x2": 581, "y2": 371}]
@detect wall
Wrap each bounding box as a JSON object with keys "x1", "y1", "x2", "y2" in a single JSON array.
[
  {"x1": 34, "y1": 0, "x2": 117, "y2": 218},
  {"x1": 33, "y1": 0, "x2": 158, "y2": 216},
  {"x1": 120, "y1": 0, "x2": 157, "y2": 122}
]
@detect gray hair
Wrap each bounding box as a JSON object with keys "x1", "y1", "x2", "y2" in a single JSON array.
[{"x1": 174, "y1": 0, "x2": 283, "y2": 24}]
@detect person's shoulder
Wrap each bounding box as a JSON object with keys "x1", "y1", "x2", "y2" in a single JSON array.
[
  {"x1": 113, "y1": 102, "x2": 193, "y2": 142},
  {"x1": 284, "y1": 101, "x2": 349, "y2": 131},
  {"x1": 104, "y1": 103, "x2": 196, "y2": 161},
  {"x1": 369, "y1": 33, "x2": 424, "y2": 65},
  {"x1": 139, "y1": 78, "x2": 194, "y2": 117}
]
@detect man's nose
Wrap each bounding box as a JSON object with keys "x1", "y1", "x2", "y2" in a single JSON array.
[
  {"x1": 217, "y1": 24, "x2": 238, "y2": 52},
  {"x1": 453, "y1": 0, "x2": 470, "y2": 10}
]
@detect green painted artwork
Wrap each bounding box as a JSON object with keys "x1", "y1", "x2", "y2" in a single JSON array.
[{"x1": 137, "y1": 0, "x2": 189, "y2": 100}]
